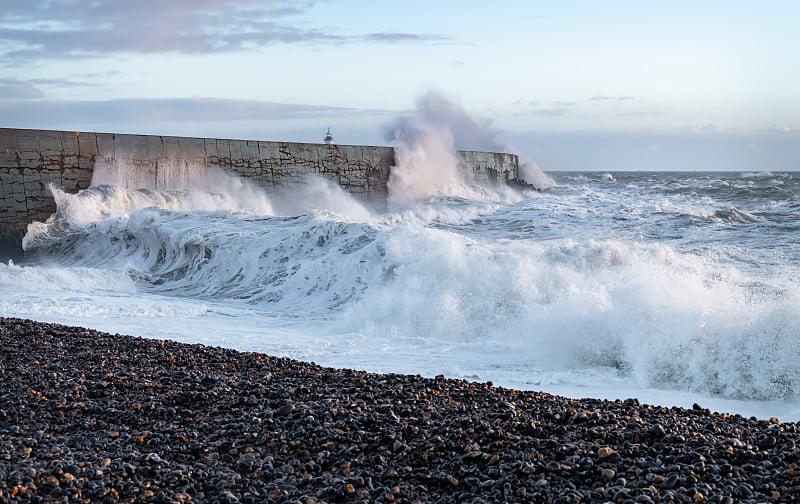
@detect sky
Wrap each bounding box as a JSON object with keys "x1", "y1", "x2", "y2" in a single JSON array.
[{"x1": 1, "y1": 0, "x2": 798, "y2": 171}]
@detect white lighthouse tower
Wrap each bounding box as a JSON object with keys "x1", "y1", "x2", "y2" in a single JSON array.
[{"x1": 323, "y1": 128, "x2": 334, "y2": 145}]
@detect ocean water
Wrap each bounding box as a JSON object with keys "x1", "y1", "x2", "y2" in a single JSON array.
[{"x1": 2, "y1": 161, "x2": 800, "y2": 420}]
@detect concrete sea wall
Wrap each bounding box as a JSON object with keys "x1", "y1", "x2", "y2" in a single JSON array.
[{"x1": 0, "y1": 128, "x2": 519, "y2": 256}]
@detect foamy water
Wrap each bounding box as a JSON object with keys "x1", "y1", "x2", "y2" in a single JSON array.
[
  {"x1": 4, "y1": 102, "x2": 800, "y2": 420},
  {"x1": 3, "y1": 159, "x2": 800, "y2": 421}
]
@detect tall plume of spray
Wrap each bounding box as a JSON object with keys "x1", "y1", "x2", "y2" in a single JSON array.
[{"x1": 384, "y1": 92, "x2": 554, "y2": 205}]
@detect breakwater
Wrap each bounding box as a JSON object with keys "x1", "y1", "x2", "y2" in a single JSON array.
[{"x1": 0, "y1": 127, "x2": 519, "y2": 257}]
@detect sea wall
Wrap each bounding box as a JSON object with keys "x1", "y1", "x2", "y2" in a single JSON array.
[{"x1": 0, "y1": 128, "x2": 519, "y2": 256}]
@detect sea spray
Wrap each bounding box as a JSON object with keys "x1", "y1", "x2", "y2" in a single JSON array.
[
  {"x1": 94, "y1": 154, "x2": 374, "y2": 220},
  {"x1": 22, "y1": 182, "x2": 274, "y2": 252},
  {"x1": 386, "y1": 91, "x2": 554, "y2": 190},
  {"x1": 340, "y1": 228, "x2": 800, "y2": 400},
  {"x1": 9, "y1": 166, "x2": 800, "y2": 418},
  {"x1": 385, "y1": 118, "x2": 464, "y2": 206}
]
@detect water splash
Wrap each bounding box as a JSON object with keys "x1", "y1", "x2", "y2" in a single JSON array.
[{"x1": 385, "y1": 92, "x2": 554, "y2": 203}]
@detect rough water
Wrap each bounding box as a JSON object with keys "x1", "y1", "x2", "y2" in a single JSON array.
[{"x1": 2, "y1": 164, "x2": 799, "y2": 420}]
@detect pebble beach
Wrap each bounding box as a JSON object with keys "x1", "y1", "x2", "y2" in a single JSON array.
[{"x1": 1, "y1": 317, "x2": 799, "y2": 503}]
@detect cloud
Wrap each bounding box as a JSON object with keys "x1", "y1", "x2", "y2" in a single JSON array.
[
  {"x1": 509, "y1": 100, "x2": 573, "y2": 118},
  {"x1": 589, "y1": 95, "x2": 635, "y2": 102},
  {"x1": 30, "y1": 78, "x2": 97, "y2": 88},
  {"x1": 0, "y1": 78, "x2": 45, "y2": 99},
  {"x1": 685, "y1": 124, "x2": 797, "y2": 135},
  {"x1": 682, "y1": 123, "x2": 728, "y2": 134},
  {"x1": 758, "y1": 125, "x2": 795, "y2": 134},
  {"x1": 517, "y1": 107, "x2": 570, "y2": 117},
  {"x1": 584, "y1": 95, "x2": 669, "y2": 118},
  {"x1": 615, "y1": 108, "x2": 669, "y2": 117},
  {"x1": 0, "y1": 0, "x2": 449, "y2": 62},
  {"x1": 0, "y1": 76, "x2": 120, "y2": 101},
  {"x1": 362, "y1": 32, "x2": 450, "y2": 43},
  {"x1": 0, "y1": 97, "x2": 386, "y2": 126},
  {"x1": 512, "y1": 96, "x2": 674, "y2": 119},
  {"x1": 534, "y1": 108, "x2": 569, "y2": 117}
]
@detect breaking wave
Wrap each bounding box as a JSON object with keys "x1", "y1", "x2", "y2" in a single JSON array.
[{"x1": 16, "y1": 174, "x2": 800, "y2": 402}]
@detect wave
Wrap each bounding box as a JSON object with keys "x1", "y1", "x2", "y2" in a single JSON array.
[
  {"x1": 652, "y1": 204, "x2": 759, "y2": 225},
  {"x1": 22, "y1": 181, "x2": 274, "y2": 251},
  {"x1": 740, "y1": 171, "x2": 776, "y2": 179},
  {"x1": 15, "y1": 172, "x2": 800, "y2": 402},
  {"x1": 24, "y1": 207, "x2": 385, "y2": 315},
  {"x1": 336, "y1": 230, "x2": 800, "y2": 400},
  {"x1": 713, "y1": 207, "x2": 760, "y2": 224}
]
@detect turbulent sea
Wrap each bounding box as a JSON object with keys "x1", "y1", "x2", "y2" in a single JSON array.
[{"x1": 2, "y1": 167, "x2": 800, "y2": 420}]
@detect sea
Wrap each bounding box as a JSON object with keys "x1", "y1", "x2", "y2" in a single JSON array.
[{"x1": 2, "y1": 157, "x2": 799, "y2": 421}]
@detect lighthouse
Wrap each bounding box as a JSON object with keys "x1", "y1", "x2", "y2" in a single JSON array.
[{"x1": 323, "y1": 128, "x2": 334, "y2": 145}]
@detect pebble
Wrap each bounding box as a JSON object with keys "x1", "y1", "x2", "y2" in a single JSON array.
[
  {"x1": 2, "y1": 316, "x2": 800, "y2": 502},
  {"x1": 601, "y1": 468, "x2": 616, "y2": 481}
]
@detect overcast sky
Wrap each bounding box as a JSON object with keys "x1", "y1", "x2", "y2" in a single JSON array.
[{"x1": 1, "y1": 0, "x2": 798, "y2": 171}]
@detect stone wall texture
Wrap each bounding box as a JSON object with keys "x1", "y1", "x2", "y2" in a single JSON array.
[{"x1": 0, "y1": 128, "x2": 519, "y2": 253}]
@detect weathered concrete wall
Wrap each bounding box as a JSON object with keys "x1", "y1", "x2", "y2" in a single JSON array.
[
  {"x1": 458, "y1": 150, "x2": 519, "y2": 186},
  {"x1": 0, "y1": 128, "x2": 519, "y2": 256}
]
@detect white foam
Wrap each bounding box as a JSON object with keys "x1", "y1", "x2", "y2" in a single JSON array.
[
  {"x1": 8, "y1": 169, "x2": 800, "y2": 420},
  {"x1": 335, "y1": 227, "x2": 800, "y2": 403}
]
